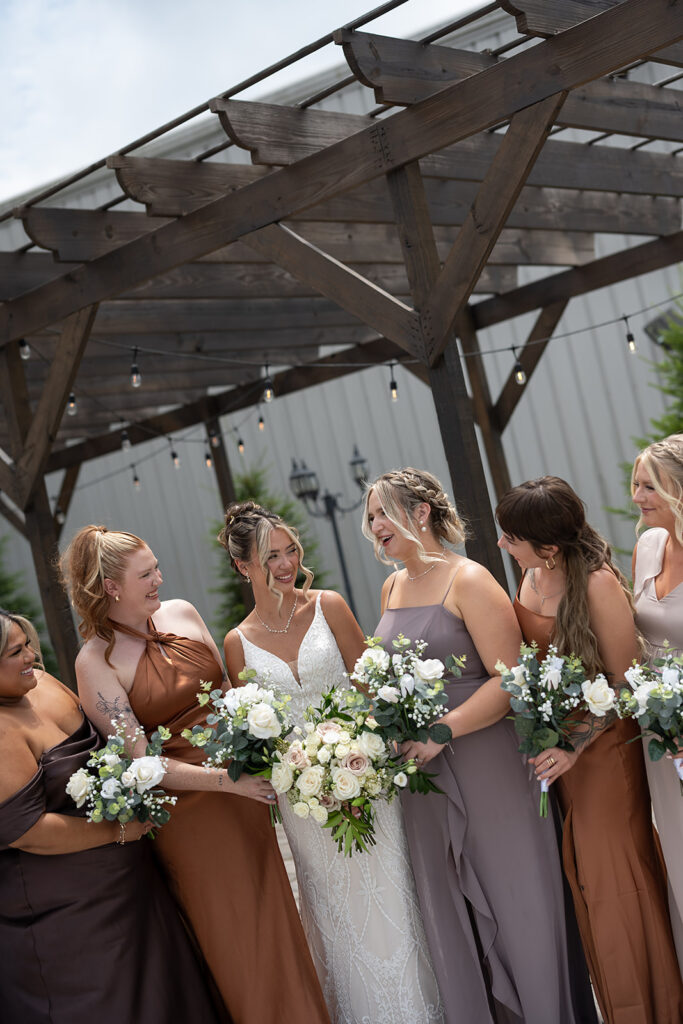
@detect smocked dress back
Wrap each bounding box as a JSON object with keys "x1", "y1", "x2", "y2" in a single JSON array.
[
  {"x1": 0, "y1": 711, "x2": 221, "y2": 1024},
  {"x1": 633, "y1": 526, "x2": 683, "y2": 971},
  {"x1": 110, "y1": 617, "x2": 330, "y2": 1024},
  {"x1": 376, "y1": 571, "x2": 577, "y2": 1024},
  {"x1": 515, "y1": 588, "x2": 683, "y2": 1024}
]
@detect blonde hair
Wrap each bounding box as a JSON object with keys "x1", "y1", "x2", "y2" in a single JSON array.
[
  {"x1": 0, "y1": 609, "x2": 44, "y2": 669},
  {"x1": 60, "y1": 525, "x2": 146, "y2": 664},
  {"x1": 217, "y1": 501, "x2": 313, "y2": 613},
  {"x1": 362, "y1": 467, "x2": 467, "y2": 567},
  {"x1": 632, "y1": 434, "x2": 683, "y2": 545}
]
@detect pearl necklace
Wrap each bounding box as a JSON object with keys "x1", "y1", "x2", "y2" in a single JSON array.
[{"x1": 254, "y1": 593, "x2": 298, "y2": 634}]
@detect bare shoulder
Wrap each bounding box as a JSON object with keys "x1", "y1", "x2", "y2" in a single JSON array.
[
  {"x1": 224, "y1": 628, "x2": 243, "y2": 656},
  {"x1": 452, "y1": 557, "x2": 505, "y2": 597},
  {"x1": 318, "y1": 589, "x2": 349, "y2": 613},
  {"x1": 156, "y1": 598, "x2": 202, "y2": 626},
  {"x1": 587, "y1": 565, "x2": 626, "y2": 599},
  {"x1": 76, "y1": 636, "x2": 110, "y2": 672}
]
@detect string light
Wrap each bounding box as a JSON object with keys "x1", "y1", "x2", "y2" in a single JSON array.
[
  {"x1": 237, "y1": 436, "x2": 245, "y2": 455},
  {"x1": 168, "y1": 438, "x2": 180, "y2": 469},
  {"x1": 55, "y1": 507, "x2": 65, "y2": 526},
  {"x1": 263, "y1": 365, "x2": 274, "y2": 403},
  {"x1": 258, "y1": 414, "x2": 265, "y2": 432},
  {"x1": 131, "y1": 465, "x2": 141, "y2": 490},
  {"x1": 130, "y1": 346, "x2": 142, "y2": 389},
  {"x1": 66, "y1": 392, "x2": 78, "y2": 415},
  {"x1": 209, "y1": 427, "x2": 221, "y2": 448},
  {"x1": 512, "y1": 348, "x2": 527, "y2": 386},
  {"x1": 120, "y1": 429, "x2": 131, "y2": 451},
  {"x1": 389, "y1": 363, "x2": 398, "y2": 402},
  {"x1": 623, "y1": 314, "x2": 637, "y2": 353},
  {"x1": 19, "y1": 339, "x2": 30, "y2": 360},
  {"x1": 204, "y1": 448, "x2": 213, "y2": 469}
]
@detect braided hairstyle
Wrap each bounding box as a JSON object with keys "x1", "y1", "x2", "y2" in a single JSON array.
[
  {"x1": 632, "y1": 434, "x2": 683, "y2": 545},
  {"x1": 362, "y1": 467, "x2": 467, "y2": 567},
  {"x1": 496, "y1": 476, "x2": 636, "y2": 679},
  {"x1": 60, "y1": 525, "x2": 146, "y2": 665},
  {"x1": 0, "y1": 608, "x2": 44, "y2": 668},
  {"x1": 217, "y1": 501, "x2": 313, "y2": 612}
]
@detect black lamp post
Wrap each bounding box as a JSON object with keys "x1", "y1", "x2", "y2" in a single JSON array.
[{"x1": 289, "y1": 446, "x2": 369, "y2": 620}]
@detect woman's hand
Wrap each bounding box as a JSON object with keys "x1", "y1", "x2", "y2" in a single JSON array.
[
  {"x1": 400, "y1": 737, "x2": 447, "y2": 768},
  {"x1": 230, "y1": 774, "x2": 277, "y2": 805},
  {"x1": 121, "y1": 819, "x2": 156, "y2": 843},
  {"x1": 529, "y1": 747, "x2": 579, "y2": 785}
]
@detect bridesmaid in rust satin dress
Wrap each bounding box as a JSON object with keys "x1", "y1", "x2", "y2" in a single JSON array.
[
  {"x1": 497, "y1": 477, "x2": 683, "y2": 1024},
  {"x1": 62, "y1": 525, "x2": 330, "y2": 1024}
]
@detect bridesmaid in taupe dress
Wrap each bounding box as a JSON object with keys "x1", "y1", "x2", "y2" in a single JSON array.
[
  {"x1": 632, "y1": 434, "x2": 683, "y2": 970},
  {"x1": 363, "y1": 469, "x2": 578, "y2": 1024},
  {"x1": 0, "y1": 609, "x2": 222, "y2": 1024}
]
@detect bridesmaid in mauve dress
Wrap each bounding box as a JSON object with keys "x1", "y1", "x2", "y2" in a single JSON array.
[
  {"x1": 0, "y1": 609, "x2": 222, "y2": 1024},
  {"x1": 497, "y1": 476, "x2": 683, "y2": 1024},
  {"x1": 363, "y1": 469, "x2": 578, "y2": 1024},
  {"x1": 61, "y1": 525, "x2": 331, "y2": 1024},
  {"x1": 632, "y1": 435, "x2": 683, "y2": 970}
]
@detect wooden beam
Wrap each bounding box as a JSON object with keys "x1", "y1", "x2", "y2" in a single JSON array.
[
  {"x1": 493, "y1": 301, "x2": 569, "y2": 430},
  {"x1": 424, "y1": 93, "x2": 566, "y2": 363},
  {"x1": 242, "y1": 223, "x2": 424, "y2": 358},
  {"x1": 206, "y1": 417, "x2": 254, "y2": 615},
  {"x1": 385, "y1": 161, "x2": 507, "y2": 585},
  {"x1": 15, "y1": 305, "x2": 98, "y2": 509},
  {"x1": 473, "y1": 229, "x2": 683, "y2": 330},
  {"x1": 19, "y1": 208, "x2": 172, "y2": 262},
  {"x1": 0, "y1": 493, "x2": 26, "y2": 537},
  {"x1": 1, "y1": 0, "x2": 679, "y2": 346},
  {"x1": 53, "y1": 464, "x2": 81, "y2": 541},
  {"x1": 110, "y1": 156, "x2": 268, "y2": 216}
]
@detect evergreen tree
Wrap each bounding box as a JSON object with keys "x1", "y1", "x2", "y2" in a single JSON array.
[
  {"x1": 210, "y1": 463, "x2": 332, "y2": 635},
  {"x1": 0, "y1": 535, "x2": 58, "y2": 674}
]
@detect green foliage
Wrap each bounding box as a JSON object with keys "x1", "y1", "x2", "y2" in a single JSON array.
[
  {"x1": 209, "y1": 462, "x2": 331, "y2": 635},
  {"x1": 0, "y1": 535, "x2": 58, "y2": 675}
]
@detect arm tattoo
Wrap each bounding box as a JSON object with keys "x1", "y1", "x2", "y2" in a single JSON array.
[
  {"x1": 570, "y1": 709, "x2": 618, "y2": 752},
  {"x1": 217, "y1": 771, "x2": 224, "y2": 787},
  {"x1": 95, "y1": 691, "x2": 137, "y2": 728}
]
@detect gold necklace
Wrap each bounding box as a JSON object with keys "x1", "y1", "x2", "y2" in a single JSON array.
[{"x1": 528, "y1": 568, "x2": 563, "y2": 608}]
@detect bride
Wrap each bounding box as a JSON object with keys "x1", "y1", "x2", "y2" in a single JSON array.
[{"x1": 221, "y1": 501, "x2": 443, "y2": 1024}]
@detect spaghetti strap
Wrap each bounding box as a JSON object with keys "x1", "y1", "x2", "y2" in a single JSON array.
[
  {"x1": 385, "y1": 572, "x2": 399, "y2": 610},
  {"x1": 440, "y1": 562, "x2": 465, "y2": 605}
]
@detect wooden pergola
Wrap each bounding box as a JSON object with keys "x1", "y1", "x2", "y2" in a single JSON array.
[{"x1": 1, "y1": 0, "x2": 682, "y2": 686}]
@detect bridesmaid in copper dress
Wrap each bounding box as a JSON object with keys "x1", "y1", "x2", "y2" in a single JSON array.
[
  {"x1": 497, "y1": 476, "x2": 683, "y2": 1024},
  {"x1": 0, "y1": 609, "x2": 222, "y2": 1024},
  {"x1": 632, "y1": 435, "x2": 683, "y2": 969},
  {"x1": 363, "y1": 469, "x2": 578, "y2": 1024},
  {"x1": 61, "y1": 525, "x2": 330, "y2": 1024}
]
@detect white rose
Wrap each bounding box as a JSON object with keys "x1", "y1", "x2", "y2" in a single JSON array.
[
  {"x1": 543, "y1": 668, "x2": 562, "y2": 691},
  {"x1": 66, "y1": 768, "x2": 92, "y2": 808},
  {"x1": 310, "y1": 804, "x2": 329, "y2": 825},
  {"x1": 304, "y1": 733, "x2": 321, "y2": 752},
  {"x1": 413, "y1": 658, "x2": 444, "y2": 683},
  {"x1": 292, "y1": 801, "x2": 310, "y2": 819},
  {"x1": 297, "y1": 766, "x2": 325, "y2": 799},
  {"x1": 317, "y1": 746, "x2": 332, "y2": 764},
  {"x1": 356, "y1": 730, "x2": 386, "y2": 760},
  {"x1": 392, "y1": 653, "x2": 404, "y2": 674},
  {"x1": 247, "y1": 702, "x2": 282, "y2": 740},
  {"x1": 399, "y1": 673, "x2": 415, "y2": 696},
  {"x1": 120, "y1": 769, "x2": 136, "y2": 788},
  {"x1": 633, "y1": 683, "x2": 652, "y2": 714},
  {"x1": 335, "y1": 743, "x2": 351, "y2": 758},
  {"x1": 100, "y1": 777, "x2": 121, "y2": 800},
  {"x1": 338, "y1": 730, "x2": 351, "y2": 744},
  {"x1": 393, "y1": 771, "x2": 408, "y2": 788},
  {"x1": 582, "y1": 676, "x2": 616, "y2": 717},
  {"x1": 662, "y1": 667, "x2": 681, "y2": 689},
  {"x1": 129, "y1": 755, "x2": 165, "y2": 793},
  {"x1": 271, "y1": 762, "x2": 294, "y2": 794},
  {"x1": 365, "y1": 716, "x2": 378, "y2": 731},
  {"x1": 316, "y1": 722, "x2": 342, "y2": 745},
  {"x1": 102, "y1": 753, "x2": 122, "y2": 768},
  {"x1": 510, "y1": 664, "x2": 527, "y2": 684},
  {"x1": 377, "y1": 685, "x2": 400, "y2": 704},
  {"x1": 331, "y1": 767, "x2": 362, "y2": 802},
  {"x1": 359, "y1": 647, "x2": 391, "y2": 673}
]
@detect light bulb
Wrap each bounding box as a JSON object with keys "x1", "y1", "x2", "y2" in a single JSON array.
[
  {"x1": 627, "y1": 331, "x2": 637, "y2": 353},
  {"x1": 238, "y1": 437, "x2": 245, "y2": 455},
  {"x1": 121, "y1": 429, "x2": 131, "y2": 451},
  {"x1": 258, "y1": 415, "x2": 265, "y2": 432},
  {"x1": 514, "y1": 361, "x2": 526, "y2": 386},
  {"x1": 171, "y1": 449, "x2": 180, "y2": 469},
  {"x1": 19, "y1": 340, "x2": 30, "y2": 360},
  {"x1": 67, "y1": 392, "x2": 77, "y2": 416},
  {"x1": 205, "y1": 449, "x2": 213, "y2": 469},
  {"x1": 390, "y1": 377, "x2": 398, "y2": 402}
]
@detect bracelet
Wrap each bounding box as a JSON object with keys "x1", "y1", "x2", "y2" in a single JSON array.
[{"x1": 116, "y1": 822, "x2": 126, "y2": 845}]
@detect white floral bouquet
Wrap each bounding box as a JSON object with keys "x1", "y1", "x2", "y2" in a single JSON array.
[
  {"x1": 499, "y1": 644, "x2": 615, "y2": 816},
  {"x1": 349, "y1": 634, "x2": 463, "y2": 794},
  {"x1": 66, "y1": 717, "x2": 176, "y2": 831},
  {"x1": 182, "y1": 669, "x2": 293, "y2": 823},
  {"x1": 272, "y1": 686, "x2": 413, "y2": 856},
  {"x1": 618, "y1": 647, "x2": 683, "y2": 794}
]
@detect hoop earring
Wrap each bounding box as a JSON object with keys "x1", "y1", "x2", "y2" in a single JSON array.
[
  {"x1": 545, "y1": 556, "x2": 556, "y2": 571},
  {"x1": 114, "y1": 595, "x2": 120, "y2": 603}
]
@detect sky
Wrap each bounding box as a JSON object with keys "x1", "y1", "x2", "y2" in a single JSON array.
[{"x1": 0, "y1": 0, "x2": 481, "y2": 203}]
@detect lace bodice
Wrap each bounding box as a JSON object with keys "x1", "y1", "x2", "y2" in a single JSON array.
[{"x1": 238, "y1": 593, "x2": 350, "y2": 722}]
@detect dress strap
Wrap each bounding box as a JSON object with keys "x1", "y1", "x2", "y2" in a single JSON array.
[
  {"x1": 440, "y1": 561, "x2": 465, "y2": 605},
  {"x1": 107, "y1": 616, "x2": 174, "y2": 644},
  {"x1": 384, "y1": 573, "x2": 399, "y2": 610}
]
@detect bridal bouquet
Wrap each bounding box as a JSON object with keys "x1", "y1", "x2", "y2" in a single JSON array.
[
  {"x1": 499, "y1": 644, "x2": 616, "y2": 816},
  {"x1": 272, "y1": 686, "x2": 412, "y2": 856},
  {"x1": 182, "y1": 669, "x2": 293, "y2": 823},
  {"x1": 349, "y1": 634, "x2": 464, "y2": 794},
  {"x1": 66, "y1": 717, "x2": 176, "y2": 831},
  {"x1": 618, "y1": 648, "x2": 683, "y2": 794}
]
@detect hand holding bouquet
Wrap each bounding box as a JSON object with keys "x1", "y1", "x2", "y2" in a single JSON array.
[
  {"x1": 499, "y1": 644, "x2": 615, "y2": 816},
  {"x1": 272, "y1": 687, "x2": 411, "y2": 855},
  {"x1": 349, "y1": 635, "x2": 464, "y2": 793},
  {"x1": 618, "y1": 647, "x2": 683, "y2": 793},
  {"x1": 182, "y1": 669, "x2": 292, "y2": 822},
  {"x1": 66, "y1": 717, "x2": 176, "y2": 833}
]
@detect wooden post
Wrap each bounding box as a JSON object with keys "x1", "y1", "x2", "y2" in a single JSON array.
[{"x1": 206, "y1": 417, "x2": 254, "y2": 614}]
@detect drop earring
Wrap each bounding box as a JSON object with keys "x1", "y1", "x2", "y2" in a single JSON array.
[
  {"x1": 244, "y1": 573, "x2": 251, "y2": 584},
  {"x1": 114, "y1": 595, "x2": 120, "y2": 603},
  {"x1": 420, "y1": 522, "x2": 427, "y2": 533}
]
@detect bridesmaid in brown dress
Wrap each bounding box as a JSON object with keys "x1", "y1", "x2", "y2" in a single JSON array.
[
  {"x1": 497, "y1": 476, "x2": 683, "y2": 1024},
  {"x1": 61, "y1": 525, "x2": 330, "y2": 1024},
  {"x1": 0, "y1": 609, "x2": 222, "y2": 1024}
]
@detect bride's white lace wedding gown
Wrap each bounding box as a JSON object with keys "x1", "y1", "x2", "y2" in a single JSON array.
[{"x1": 237, "y1": 592, "x2": 443, "y2": 1024}]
